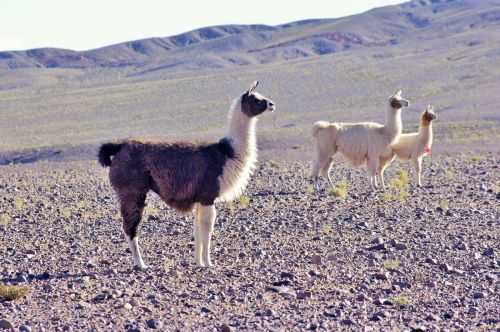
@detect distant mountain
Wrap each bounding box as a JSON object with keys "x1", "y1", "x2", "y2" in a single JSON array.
[{"x1": 1, "y1": 0, "x2": 499, "y2": 74}]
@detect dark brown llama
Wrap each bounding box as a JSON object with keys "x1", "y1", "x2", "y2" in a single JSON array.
[{"x1": 98, "y1": 81, "x2": 275, "y2": 268}]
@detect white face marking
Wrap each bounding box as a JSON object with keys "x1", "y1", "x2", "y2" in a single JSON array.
[{"x1": 252, "y1": 91, "x2": 275, "y2": 112}]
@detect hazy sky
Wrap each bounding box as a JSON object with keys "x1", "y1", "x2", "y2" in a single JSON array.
[{"x1": 1, "y1": 0, "x2": 404, "y2": 52}]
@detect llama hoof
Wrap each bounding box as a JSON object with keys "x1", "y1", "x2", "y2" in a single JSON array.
[
  {"x1": 196, "y1": 262, "x2": 213, "y2": 268},
  {"x1": 133, "y1": 264, "x2": 148, "y2": 271},
  {"x1": 203, "y1": 258, "x2": 213, "y2": 267}
]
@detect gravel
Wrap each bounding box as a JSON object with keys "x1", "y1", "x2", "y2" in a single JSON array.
[{"x1": 0, "y1": 154, "x2": 499, "y2": 330}]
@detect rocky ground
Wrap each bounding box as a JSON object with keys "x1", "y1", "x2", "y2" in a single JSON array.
[{"x1": 0, "y1": 153, "x2": 499, "y2": 331}]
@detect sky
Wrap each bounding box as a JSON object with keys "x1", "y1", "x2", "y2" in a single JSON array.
[{"x1": 0, "y1": 0, "x2": 404, "y2": 52}]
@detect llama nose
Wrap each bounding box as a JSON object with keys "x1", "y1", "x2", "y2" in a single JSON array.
[{"x1": 268, "y1": 101, "x2": 274, "y2": 107}]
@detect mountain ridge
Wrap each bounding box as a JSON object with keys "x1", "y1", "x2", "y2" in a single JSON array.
[{"x1": 2, "y1": 0, "x2": 499, "y2": 74}]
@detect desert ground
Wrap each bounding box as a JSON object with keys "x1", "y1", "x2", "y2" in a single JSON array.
[
  {"x1": 0, "y1": 153, "x2": 499, "y2": 331},
  {"x1": 1, "y1": 1, "x2": 500, "y2": 331}
]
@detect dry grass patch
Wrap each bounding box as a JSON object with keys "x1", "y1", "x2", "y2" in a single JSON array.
[
  {"x1": 0, "y1": 284, "x2": 30, "y2": 301},
  {"x1": 382, "y1": 170, "x2": 409, "y2": 202},
  {"x1": 329, "y1": 179, "x2": 348, "y2": 199}
]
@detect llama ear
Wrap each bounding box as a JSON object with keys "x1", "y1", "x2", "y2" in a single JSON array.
[
  {"x1": 395, "y1": 90, "x2": 402, "y2": 97},
  {"x1": 426, "y1": 104, "x2": 434, "y2": 112},
  {"x1": 248, "y1": 81, "x2": 259, "y2": 94}
]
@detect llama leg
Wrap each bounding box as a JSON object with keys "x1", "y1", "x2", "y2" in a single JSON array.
[
  {"x1": 193, "y1": 204, "x2": 203, "y2": 266},
  {"x1": 379, "y1": 167, "x2": 386, "y2": 190},
  {"x1": 323, "y1": 158, "x2": 335, "y2": 188},
  {"x1": 379, "y1": 162, "x2": 388, "y2": 190},
  {"x1": 199, "y1": 204, "x2": 216, "y2": 267},
  {"x1": 367, "y1": 158, "x2": 379, "y2": 190},
  {"x1": 311, "y1": 158, "x2": 323, "y2": 191},
  {"x1": 120, "y1": 192, "x2": 147, "y2": 270},
  {"x1": 414, "y1": 157, "x2": 423, "y2": 187}
]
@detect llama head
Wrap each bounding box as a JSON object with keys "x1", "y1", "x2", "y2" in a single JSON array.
[
  {"x1": 389, "y1": 90, "x2": 410, "y2": 110},
  {"x1": 241, "y1": 81, "x2": 275, "y2": 117},
  {"x1": 421, "y1": 104, "x2": 437, "y2": 125}
]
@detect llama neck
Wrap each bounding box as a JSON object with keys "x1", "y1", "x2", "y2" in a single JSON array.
[
  {"x1": 384, "y1": 107, "x2": 403, "y2": 141},
  {"x1": 226, "y1": 99, "x2": 257, "y2": 158},
  {"x1": 418, "y1": 122, "x2": 433, "y2": 147}
]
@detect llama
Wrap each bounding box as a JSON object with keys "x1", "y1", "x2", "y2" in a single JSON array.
[
  {"x1": 98, "y1": 81, "x2": 275, "y2": 269},
  {"x1": 311, "y1": 90, "x2": 409, "y2": 190},
  {"x1": 378, "y1": 105, "x2": 437, "y2": 187}
]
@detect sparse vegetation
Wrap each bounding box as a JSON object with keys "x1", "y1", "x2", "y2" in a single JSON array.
[
  {"x1": 61, "y1": 207, "x2": 72, "y2": 219},
  {"x1": 383, "y1": 259, "x2": 401, "y2": 270},
  {"x1": 382, "y1": 170, "x2": 409, "y2": 202},
  {"x1": 305, "y1": 185, "x2": 315, "y2": 194},
  {"x1": 445, "y1": 167, "x2": 455, "y2": 180},
  {"x1": 329, "y1": 179, "x2": 348, "y2": 199},
  {"x1": 14, "y1": 197, "x2": 24, "y2": 212},
  {"x1": 0, "y1": 214, "x2": 11, "y2": 226},
  {"x1": 438, "y1": 199, "x2": 450, "y2": 211},
  {"x1": 0, "y1": 284, "x2": 30, "y2": 301},
  {"x1": 470, "y1": 155, "x2": 483, "y2": 162},
  {"x1": 268, "y1": 160, "x2": 280, "y2": 168},
  {"x1": 237, "y1": 195, "x2": 250, "y2": 208},
  {"x1": 391, "y1": 295, "x2": 409, "y2": 307},
  {"x1": 321, "y1": 223, "x2": 333, "y2": 236}
]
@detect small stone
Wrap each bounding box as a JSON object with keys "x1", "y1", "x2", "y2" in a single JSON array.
[
  {"x1": 370, "y1": 311, "x2": 387, "y2": 321},
  {"x1": 86, "y1": 260, "x2": 97, "y2": 268},
  {"x1": 0, "y1": 319, "x2": 14, "y2": 331},
  {"x1": 472, "y1": 291, "x2": 485, "y2": 299},
  {"x1": 373, "y1": 272, "x2": 389, "y2": 281},
  {"x1": 443, "y1": 311, "x2": 457, "y2": 320},
  {"x1": 146, "y1": 319, "x2": 157, "y2": 329},
  {"x1": 94, "y1": 293, "x2": 110, "y2": 302},
  {"x1": 394, "y1": 243, "x2": 408, "y2": 250},
  {"x1": 200, "y1": 306, "x2": 211, "y2": 313},
  {"x1": 76, "y1": 301, "x2": 90, "y2": 309},
  {"x1": 482, "y1": 248, "x2": 494, "y2": 257},
  {"x1": 367, "y1": 243, "x2": 387, "y2": 251},
  {"x1": 454, "y1": 242, "x2": 468, "y2": 251},
  {"x1": 16, "y1": 274, "x2": 28, "y2": 283},
  {"x1": 123, "y1": 303, "x2": 133, "y2": 310},
  {"x1": 425, "y1": 257, "x2": 437, "y2": 265},
  {"x1": 308, "y1": 270, "x2": 321, "y2": 277},
  {"x1": 410, "y1": 325, "x2": 427, "y2": 332},
  {"x1": 341, "y1": 318, "x2": 355, "y2": 325},
  {"x1": 296, "y1": 291, "x2": 312, "y2": 300},
  {"x1": 311, "y1": 255, "x2": 322, "y2": 265},
  {"x1": 261, "y1": 309, "x2": 274, "y2": 317},
  {"x1": 356, "y1": 293, "x2": 370, "y2": 302},
  {"x1": 280, "y1": 271, "x2": 295, "y2": 280},
  {"x1": 373, "y1": 298, "x2": 393, "y2": 306},
  {"x1": 306, "y1": 322, "x2": 318, "y2": 330},
  {"x1": 19, "y1": 325, "x2": 31, "y2": 332},
  {"x1": 425, "y1": 314, "x2": 440, "y2": 321},
  {"x1": 19, "y1": 325, "x2": 32, "y2": 332},
  {"x1": 219, "y1": 324, "x2": 233, "y2": 332}
]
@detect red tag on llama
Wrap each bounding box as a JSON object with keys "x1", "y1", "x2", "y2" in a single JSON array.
[{"x1": 424, "y1": 146, "x2": 431, "y2": 156}]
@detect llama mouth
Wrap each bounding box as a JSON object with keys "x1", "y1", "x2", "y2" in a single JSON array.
[{"x1": 268, "y1": 105, "x2": 276, "y2": 112}]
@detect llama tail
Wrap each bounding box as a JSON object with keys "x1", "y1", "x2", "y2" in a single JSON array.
[
  {"x1": 312, "y1": 121, "x2": 332, "y2": 137},
  {"x1": 98, "y1": 143, "x2": 123, "y2": 167}
]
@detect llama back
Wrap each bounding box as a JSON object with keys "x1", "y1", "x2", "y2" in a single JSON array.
[{"x1": 335, "y1": 123, "x2": 382, "y2": 167}]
